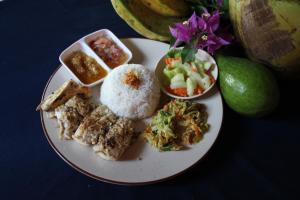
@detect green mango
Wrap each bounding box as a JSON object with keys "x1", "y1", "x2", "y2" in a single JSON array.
[{"x1": 216, "y1": 55, "x2": 280, "y2": 117}]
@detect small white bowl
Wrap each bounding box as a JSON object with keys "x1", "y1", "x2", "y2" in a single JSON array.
[
  {"x1": 59, "y1": 29, "x2": 132, "y2": 87},
  {"x1": 84, "y1": 29, "x2": 132, "y2": 66},
  {"x1": 155, "y1": 49, "x2": 218, "y2": 100},
  {"x1": 59, "y1": 41, "x2": 111, "y2": 87}
]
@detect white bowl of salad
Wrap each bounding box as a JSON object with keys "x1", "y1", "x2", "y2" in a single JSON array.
[{"x1": 155, "y1": 48, "x2": 218, "y2": 99}]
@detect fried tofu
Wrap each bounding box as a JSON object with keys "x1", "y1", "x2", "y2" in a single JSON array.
[{"x1": 37, "y1": 80, "x2": 92, "y2": 111}]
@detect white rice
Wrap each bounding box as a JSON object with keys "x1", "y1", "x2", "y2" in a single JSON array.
[{"x1": 100, "y1": 64, "x2": 161, "y2": 119}]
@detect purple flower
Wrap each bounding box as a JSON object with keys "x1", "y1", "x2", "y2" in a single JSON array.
[
  {"x1": 197, "y1": 17, "x2": 207, "y2": 31},
  {"x1": 169, "y1": 23, "x2": 191, "y2": 43},
  {"x1": 196, "y1": 10, "x2": 231, "y2": 54},
  {"x1": 169, "y1": 9, "x2": 231, "y2": 55},
  {"x1": 169, "y1": 12, "x2": 199, "y2": 46},
  {"x1": 207, "y1": 10, "x2": 220, "y2": 32},
  {"x1": 188, "y1": 12, "x2": 198, "y2": 35},
  {"x1": 197, "y1": 32, "x2": 231, "y2": 54}
]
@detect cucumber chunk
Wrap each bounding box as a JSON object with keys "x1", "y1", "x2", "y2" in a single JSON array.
[
  {"x1": 163, "y1": 68, "x2": 176, "y2": 80},
  {"x1": 203, "y1": 62, "x2": 212, "y2": 70},
  {"x1": 171, "y1": 73, "x2": 185, "y2": 82},
  {"x1": 187, "y1": 77, "x2": 196, "y2": 96},
  {"x1": 170, "y1": 80, "x2": 187, "y2": 89}
]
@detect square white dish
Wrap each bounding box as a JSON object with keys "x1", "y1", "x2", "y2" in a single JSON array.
[
  {"x1": 84, "y1": 29, "x2": 132, "y2": 67},
  {"x1": 59, "y1": 29, "x2": 132, "y2": 87},
  {"x1": 59, "y1": 41, "x2": 110, "y2": 87}
]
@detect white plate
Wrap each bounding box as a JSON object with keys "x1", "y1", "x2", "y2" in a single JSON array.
[{"x1": 40, "y1": 38, "x2": 223, "y2": 185}]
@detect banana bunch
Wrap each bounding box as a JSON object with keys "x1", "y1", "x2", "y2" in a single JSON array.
[
  {"x1": 140, "y1": 0, "x2": 189, "y2": 17},
  {"x1": 111, "y1": 0, "x2": 190, "y2": 41}
]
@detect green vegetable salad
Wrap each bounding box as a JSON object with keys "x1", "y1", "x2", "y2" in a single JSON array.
[
  {"x1": 163, "y1": 49, "x2": 216, "y2": 97},
  {"x1": 144, "y1": 99, "x2": 209, "y2": 151}
]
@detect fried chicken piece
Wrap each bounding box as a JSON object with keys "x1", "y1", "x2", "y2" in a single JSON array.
[
  {"x1": 37, "y1": 80, "x2": 92, "y2": 111},
  {"x1": 55, "y1": 95, "x2": 92, "y2": 139},
  {"x1": 72, "y1": 105, "x2": 118, "y2": 145},
  {"x1": 93, "y1": 118, "x2": 134, "y2": 160}
]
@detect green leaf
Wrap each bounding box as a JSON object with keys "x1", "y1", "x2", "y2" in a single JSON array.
[
  {"x1": 160, "y1": 110, "x2": 171, "y2": 117},
  {"x1": 167, "y1": 48, "x2": 182, "y2": 58},
  {"x1": 190, "y1": 36, "x2": 199, "y2": 47},
  {"x1": 169, "y1": 37, "x2": 176, "y2": 48},
  {"x1": 152, "y1": 130, "x2": 158, "y2": 135},
  {"x1": 181, "y1": 46, "x2": 197, "y2": 63},
  {"x1": 161, "y1": 144, "x2": 173, "y2": 151},
  {"x1": 185, "y1": 0, "x2": 224, "y2": 15}
]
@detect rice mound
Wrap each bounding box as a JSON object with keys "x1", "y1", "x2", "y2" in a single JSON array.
[{"x1": 100, "y1": 64, "x2": 161, "y2": 119}]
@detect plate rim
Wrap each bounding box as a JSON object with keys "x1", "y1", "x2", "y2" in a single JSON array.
[{"x1": 40, "y1": 38, "x2": 224, "y2": 186}]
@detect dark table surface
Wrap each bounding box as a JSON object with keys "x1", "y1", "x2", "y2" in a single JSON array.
[{"x1": 1, "y1": 0, "x2": 299, "y2": 199}]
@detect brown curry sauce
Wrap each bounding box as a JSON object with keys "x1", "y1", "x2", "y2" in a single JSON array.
[{"x1": 65, "y1": 51, "x2": 107, "y2": 84}]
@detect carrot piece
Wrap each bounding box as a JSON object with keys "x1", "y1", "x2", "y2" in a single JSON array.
[
  {"x1": 165, "y1": 87, "x2": 188, "y2": 97},
  {"x1": 209, "y1": 75, "x2": 216, "y2": 84},
  {"x1": 164, "y1": 58, "x2": 172, "y2": 65},
  {"x1": 194, "y1": 86, "x2": 204, "y2": 95},
  {"x1": 204, "y1": 70, "x2": 216, "y2": 84},
  {"x1": 165, "y1": 86, "x2": 172, "y2": 92},
  {"x1": 172, "y1": 88, "x2": 188, "y2": 97},
  {"x1": 165, "y1": 57, "x2": 181, "y2": 65},
  {"x1": 164, "y1": 58, "x2": 169, "y2": 65}
]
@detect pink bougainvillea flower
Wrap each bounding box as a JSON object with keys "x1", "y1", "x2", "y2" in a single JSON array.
[
  {"x1": 169, "y1": 23, "x2": 191, "y2": 43},
  {"x1": 169, "y1": 12, "x2": 199, "y2": 46},
  {"x1": 169, "y1": 8, "x2": 231, "y2": 55},
  {"x1": 207, "y1": 10, "x2": 220, "y2": 32}
]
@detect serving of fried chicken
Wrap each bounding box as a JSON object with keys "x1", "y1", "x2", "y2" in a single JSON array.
[{"x1": 38, "y1": 80, "x2": 135, "y2": 160}]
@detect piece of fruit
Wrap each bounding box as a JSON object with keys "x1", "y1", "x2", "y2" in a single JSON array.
[
  {"x1": 141, "y1": 0, "x2": 189, "y2": 17},
  {"x1": 111, "y1": 0, "x2": 186, "y2": 41},
  {"x1": 216, "y1": 55, "x2": 280, "y2": 117},
  {"x1": 229, "y1": 0, "x2": 300, "y2": 76}
]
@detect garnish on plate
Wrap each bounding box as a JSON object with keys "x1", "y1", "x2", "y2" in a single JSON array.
[
  {"x1": 144, "y1": 99, "x2": 209, "y2": 151},
  {"x1": 123, "y1": 69, "x2": 141, "y2": 89}
]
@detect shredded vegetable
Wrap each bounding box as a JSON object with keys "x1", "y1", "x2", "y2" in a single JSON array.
[{"x1": 144, "y1": 100, "x2": 209, "y2": 151}]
